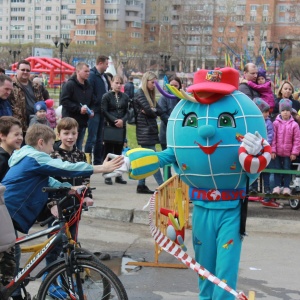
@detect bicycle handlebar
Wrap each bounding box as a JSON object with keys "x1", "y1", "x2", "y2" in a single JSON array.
[{"x1": 42, "y1": 187, "x2": 71, "y2": 193}]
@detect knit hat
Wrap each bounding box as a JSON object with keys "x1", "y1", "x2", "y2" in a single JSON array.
[
  {"x1": 279, "y1": 98, "x2": 292, "y2": 112},
  {"x1": 34, "y1": 101, "x2": 47, "y2": 113},
  {"x1": 45, "y1": 99, "x2": 54, "y2": 109},
  {"x1": 257, "y1": 69, "x2": 266, "y2": 80},
  {"x1": 253, "y1": 97, "x2": 270, "y2": 112}
]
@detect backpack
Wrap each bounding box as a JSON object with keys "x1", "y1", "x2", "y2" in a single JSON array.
[{"x1": 127, "y1": 98, "x2": 137, "y2": 125}]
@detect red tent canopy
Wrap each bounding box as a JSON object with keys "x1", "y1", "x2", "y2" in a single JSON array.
[{"x1": 11, "y1": 57, "x2": 75, "y2": 87}]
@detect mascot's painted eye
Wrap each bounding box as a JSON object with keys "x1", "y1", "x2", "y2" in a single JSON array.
[
  {"x1": 218, "y1": 113, "x2": 236, "y2": 128},
  {"x1": 183, "y1": 113, "x2": 198, "y2": 128}
]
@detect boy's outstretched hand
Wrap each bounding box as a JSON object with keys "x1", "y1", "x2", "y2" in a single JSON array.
[{"x1": 93, "y1": 155, "x2": 124, "y2": 174}]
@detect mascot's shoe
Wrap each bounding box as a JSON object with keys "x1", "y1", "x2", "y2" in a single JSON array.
[
  {"x1": 115, "y1": 176, "x2": 127, "y2": 184},
  {"x1": 136, "y1": 185, "x2": 154, "y2": 194},
  {"x1": 105, "y1": 178, "x2": 113, "y2": 185}
]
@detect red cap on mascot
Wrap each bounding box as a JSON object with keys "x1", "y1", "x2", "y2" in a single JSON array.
[{"x1": 187, "y1": 67, "x2": 239, "y2": 104}]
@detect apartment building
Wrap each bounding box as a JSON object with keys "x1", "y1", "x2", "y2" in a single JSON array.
[
  {"x1": 144, "y1": 0, "x2": 300, "y2": 72},
  {"x1": 0, "y1": 0, "x2": 75, "y2": 44},
  {"x1": 1, "y1": 0, "x2": 299, "y2": 73}
]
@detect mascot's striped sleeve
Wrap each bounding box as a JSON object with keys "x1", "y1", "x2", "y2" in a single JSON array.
[{"x1": 126, "y1": 148, "x2": 160, "y2": 180}]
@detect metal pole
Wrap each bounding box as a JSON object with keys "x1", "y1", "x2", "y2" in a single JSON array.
[
  {"x1": 273, "y1": 50, "x2": 277, "y2": 94},
  {"x1": 60, "y1": 43, "x2": 63, "y2": 95}
]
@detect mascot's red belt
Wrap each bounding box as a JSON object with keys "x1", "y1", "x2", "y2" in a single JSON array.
[{"x1": 189, "y1": 188, "x2": 246, "y2": 201}]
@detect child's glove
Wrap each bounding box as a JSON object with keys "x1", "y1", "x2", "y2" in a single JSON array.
[{"x1": 241, "y1": 131, "x2": 263, "y2": 156}]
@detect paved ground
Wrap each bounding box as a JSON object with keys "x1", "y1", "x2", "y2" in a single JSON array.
[{"x1": 19, "y1": 172, "x2": 300, "y2": 299}]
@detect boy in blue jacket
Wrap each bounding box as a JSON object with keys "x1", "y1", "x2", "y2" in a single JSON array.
[{"x1": 2, "y1": 123, "x2": 123, "y2": 300}]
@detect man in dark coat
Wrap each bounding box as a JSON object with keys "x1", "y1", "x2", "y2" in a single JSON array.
[
  {"x1": 60, "y1": 62, "x2": 95, "y2": 150},
  {"x1": 85, "y1": 55, "x2": 111, "y2": 164}
]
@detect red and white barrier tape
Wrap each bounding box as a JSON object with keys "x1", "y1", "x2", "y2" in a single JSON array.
[{"x1": 148, "y1": 192, "x2": 248, "y2": 300}]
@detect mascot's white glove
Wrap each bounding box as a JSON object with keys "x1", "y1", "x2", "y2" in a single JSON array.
[
  {"x1": 103, "y1": 154, "x2": 130, "y2": 179},
  {"x1": 241, "y1": 131, "x2": 263, "y2": 156}
]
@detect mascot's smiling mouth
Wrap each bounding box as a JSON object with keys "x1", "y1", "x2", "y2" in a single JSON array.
[{"x1": 194, "y1": 140, "x2": 222, "y2": 155}]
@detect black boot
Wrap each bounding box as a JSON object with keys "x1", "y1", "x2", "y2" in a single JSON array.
[
  {"x1": 115, "y1": 176, "x2": 127, "y2": 184},
  {"x1": 105, "y1": 178, "x2": 113, "y2": 185},
  {"x1": 136, "y1": 185, "x2": 154, "y2": 194}
]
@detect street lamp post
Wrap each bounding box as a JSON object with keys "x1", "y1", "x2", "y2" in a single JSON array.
[
  {"x1": 52, "y1": 36, "x2": 72, "y2": 93},
  {"x1": 266, "y1": 41, "x2": 286, "y2": 93},
  {"x1": 9, "y1": 50, "x2": 21, "y2": 64}
]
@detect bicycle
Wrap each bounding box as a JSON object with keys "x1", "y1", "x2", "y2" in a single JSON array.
[{"x1": 0, "y1": 186, "x2": 128, "y2": 300}]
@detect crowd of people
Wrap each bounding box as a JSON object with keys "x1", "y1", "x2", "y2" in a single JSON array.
[
  {"x1": 1, "y1": 57, "x2": 300, "y2": 298},
  {"x1": 239, "y1": 63, "x2": 300, "y2": 209}
]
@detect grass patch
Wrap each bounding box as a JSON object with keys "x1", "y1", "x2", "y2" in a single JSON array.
[{"x1": 126, "y1": 124, "x2": 161, "y2": 152}]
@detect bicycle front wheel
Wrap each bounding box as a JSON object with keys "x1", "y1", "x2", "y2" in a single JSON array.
[{"x1": 36, "y1": 258, "x2": 128, "y2": 300}]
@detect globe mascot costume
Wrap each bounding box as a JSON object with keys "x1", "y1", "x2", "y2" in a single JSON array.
[{"x1": 108, "y1": 67, "x2": 271, "y2": 299}]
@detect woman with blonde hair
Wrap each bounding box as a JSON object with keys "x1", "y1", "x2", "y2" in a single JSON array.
[
  {"x1": 272, "y1": 80, "x2": 300, "y2": 120},
  {"x1": 133, "y1": 71, "x2": 166, "y2": 194}
]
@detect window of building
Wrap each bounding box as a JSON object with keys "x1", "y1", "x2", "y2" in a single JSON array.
[
  {"x1": 45, "y1": 34, "x2": 51, "y2": 39},
  {"x1": 91, "y1": 9, "x2": 95, "y2": 14},
  {"x1": 35, "y1": 33, "x2": 40, "y2": 39},
  {"x1": 150, "y1": 26, "x2": 155, "y2": 32},
  {"x1": 76, "y1": 18, "x2": 86, "y2": 25},
  {"x1": 230, "y1": 27, "x2": 235, "y2": 32},
  {"x1": 69, "y1": 9, "x2": 75, "y2": 14},
  {"x1": 279, "y1": 5, "x2": 286, "y2": 12},
  {"x1": 219, "y1": 16, "x2": 225, "y2": 22},
  {"x1": 250, "y1": 16, "x2": 256, "y2": 22},
  {"x1": 45, "y1": 16, "x2": 51, "y2": 20},
  {"x1": 61, "y1": 5, "x2": 67, "y2": 9},
  {"x1": 229, "y1": 37, "x2": 236, "y2": 43},
  {"x1": 149, "y1": 36, "x2": 155, "y2": 42},
  {"x1": 218, "y1": 37, "x2": 223, "y2": 42},
  {"x1": 132, "y1": 21, "x2": 141, "y2": 28},
  {"x1": 81, "y1": 0, "x2": 86, "y2": 3},
  {"x1": 35, "y1": 6, "x2": 41, "y2": 10},
  {"x1": 250, "y1": 5, "x2": 257, "y2": 11},
  {"x1": 263, "y1": 5, "x2": 269, "y2": 11},
  {"x1": 45, "y1": 25, "x2": 51, "y2": 30},
  {"x1": 28, "y1": 35, "x2": 32, "y2": 39},
  {"x1": 104, "y1": 9, "x2": 119, "y2": 15},
  {"x1": 81, "y1": 9, "x2": 86, "y2": 14},
  {"x1": 11, "y1": 7, "x2": 26, "y2": 12},
  {"x1": 61, "y1": 15, "x2": 67, "y2": 20},
  {"x1": 131, "y1": 32, "x2": 141, "y2": 38},
  {"x1": 218, "y1": 27, "x2": 224, "y2": 32},
  {"x1": 91, "y1": 0, "x2": 96, "y2": 3},
  {"x1": 45, "y1": 7, "x2": 51, "y2": 11}
]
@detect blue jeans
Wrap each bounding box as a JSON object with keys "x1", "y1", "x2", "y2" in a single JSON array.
[
  {"x1": 274, "y1": 156, "x2": 291, "y2": 188},
  {"x1": 85, "y1": 113, "x2": 104, "y2": 165},
  {"x1": 137, "y1": 144, "x2": 164, "y2": 186},
  {"x1": 76, "y1": 127, "x2": 86, "y2": 151},
  {"x1": 12, "y1": 230, "x2": 21, "y2": 296}
]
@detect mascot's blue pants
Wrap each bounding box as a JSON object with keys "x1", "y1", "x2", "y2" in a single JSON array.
[{"x1": 192, "y1": 203, "x2": 242, "y2": 300}]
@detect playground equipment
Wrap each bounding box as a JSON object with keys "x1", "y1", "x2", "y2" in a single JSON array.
[{"x1": 11, "y1": 57, "x2": 75, "y2": 87}]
